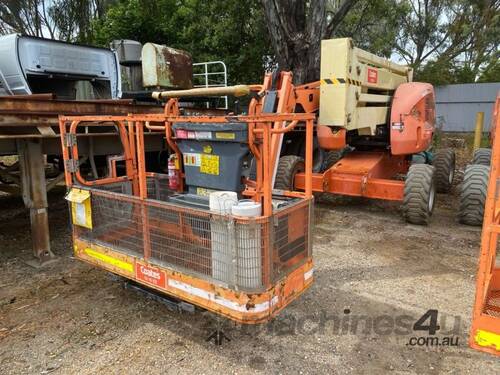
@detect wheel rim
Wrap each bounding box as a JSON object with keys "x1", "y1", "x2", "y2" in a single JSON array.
[
  {"x1": 448, "y1": 159, "x2": 455, "y2": 184},
  {"x1": 428, "y1": 184, "x2": 436, "y2": 212}
]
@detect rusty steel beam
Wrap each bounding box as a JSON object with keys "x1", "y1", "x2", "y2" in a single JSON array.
[
  {"x1": 0, "y1": 132, "x2": 127, "y2": 139},
  {"x1": 5, "y1": 94, "x2": 56, "y2": 100},
  {"x1": 0, "y1": 97, "x2": 163, "y2": 128}
]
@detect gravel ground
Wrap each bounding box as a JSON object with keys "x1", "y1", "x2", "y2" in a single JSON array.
[{"x1": 1, "y1": 176, "x2": 499, "y2": 373}]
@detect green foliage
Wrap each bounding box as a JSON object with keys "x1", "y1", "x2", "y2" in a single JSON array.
[
  {"x1": 334, "y1": 0, "x2": 408, "y2": 58},
  {"x1": 478, "y1": 58, "x2": 500, "y2": 83},
  {"x1": 397, "y1": 0, "x2": 499, "y2": 85},
  {"x1": 2, "y1": 0, "x2": 495, "y2": 86},
  {"x1": 91, "y1": 0, "x2": 271, "y2": 85}
]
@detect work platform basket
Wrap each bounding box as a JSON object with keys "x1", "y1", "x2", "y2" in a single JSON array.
[{"x1": 59, "y1": 111, "x2": 315, "y2": 323}]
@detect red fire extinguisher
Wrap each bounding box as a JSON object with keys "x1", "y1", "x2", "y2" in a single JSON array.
[{"x1": 168, "y1": 153, "x2": 180, "y2": 190}]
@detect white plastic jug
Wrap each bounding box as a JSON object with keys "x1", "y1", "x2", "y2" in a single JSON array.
[
  {"x1": 231, "y1": 200, "x2": 262, "y2": 289},
  {"x1": 209, "y1": 191, "x2": 237, "y2": 285}
]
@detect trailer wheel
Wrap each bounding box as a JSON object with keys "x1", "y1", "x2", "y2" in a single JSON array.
[
  {"x1": 402, "y1": 164, "x2": 436, "y2": 225},
  {"x1": 432, "y1": 149, "x2": 455, "y2": 193},
  {"x1": 274, "y1": 155, "x2": 304, "y2": 190},
  {"x1": 458, "y1": 164, "x2": 489, "y2": 226},
  {"x1": 472, "y1": 148, "x2": 491, "y2": 166}
]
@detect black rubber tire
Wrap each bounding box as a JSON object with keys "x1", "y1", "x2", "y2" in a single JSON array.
[
  {"x1": 472, "y1": 148, "x2": 491, "y2": 166},
  {"x1": 321, "y1": 150, "x2": 344, "y2": 171},
  {"x1": 311, "y1": 147, "x2": 325, "y2": 173},
  {"x1": 274, "y1": 155, "x2": 305, "y2": 190},
  {"x1": 432, "y1": 148, "x2": 455, "y2": 193},
  {"x1": 296, "y1": 137, "x2": 324, "y2": 173},
  {"x1": 402, "y1": 164, "x2": 436, "y2": 225},
  {"x1": 458, "y1": 164, "x2": 489, "y2": 226}
]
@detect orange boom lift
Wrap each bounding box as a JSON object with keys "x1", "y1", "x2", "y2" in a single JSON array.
[
  {"x1": 251, "y1": 38, "x2": 453, "y2": 226},
  {"x1": 59, "y1": 37, "x2": 448, "y2": 326},
  {"x1": 469, "y1": 94, "x2": 500, "y2": 356}
]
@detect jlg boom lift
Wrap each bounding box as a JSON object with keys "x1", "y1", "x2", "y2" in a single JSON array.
[
  {"x1": 60, "y1": 38, "x2": 450, "y2": 324},
  {"x1": 155, "y1": 38, "x2": 453, "y2": 225},
  {"x1": 251, "y1": 38, "x2": 452, "y2": 225}
]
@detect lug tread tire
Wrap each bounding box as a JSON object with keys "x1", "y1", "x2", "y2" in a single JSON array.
[
  {"x1": 402, "y1": 164, "x2": 436, "y2": 225},
  {"x1": 472, "y1": 148, "x2": 491, "y2": 166},
  {"x1": 433, "y1": 148, "x2": 455, "y2": 193},
  {"x1": 274, "y1": 155, "x2": 305, "y2": 191},
  {"x1": 458, "y1": 164, "x2": 489, "y2": 226},
  {"x1": 321, "y1": 150, "x2": 344, "y2": 172}
]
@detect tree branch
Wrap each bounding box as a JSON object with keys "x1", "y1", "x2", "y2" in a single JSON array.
[{"x1": 325, "y1": 0, "x2": 359, "y2": 37}]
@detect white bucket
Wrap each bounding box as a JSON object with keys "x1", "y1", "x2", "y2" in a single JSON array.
[
  {"x1": 231, "y1": 200, "x2": 262, "y2": 289},
  {"x1": 209, "y1": 191, "x2": 238, "y2": 285},
  {"x1": 209, "y1": 191, "x2": 238, "y2": 214},
  {"x1": 231, "y1": 199, "x2": 262, "y2": 217}
]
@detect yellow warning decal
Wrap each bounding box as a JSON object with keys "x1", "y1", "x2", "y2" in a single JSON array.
[
  {"x1": 475, "y1": 329, "x2": 500, "y2": 351},
  {"x1": 200, "y1": 154, "x2": 219, "y2": 175},
  {"x1": 320, "y1": 77, "x2": 362, "y2": 86},
  {"x1": 216, "y1": 132, "x2": 235, "y2": 140},
  {"x1": 84, "y1": 248, "x2": 134, "y2": 273}
]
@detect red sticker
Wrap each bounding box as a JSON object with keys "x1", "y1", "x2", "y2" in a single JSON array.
[
  {"x1": 367, "y1": 68, "x2": 378, "y2": 84},
  {"x1": 176, "y1": 129, "x2": 188, "y2": 139},
  {"x1": 136, "y1": 262, "x2": 166, "y2": 288}
]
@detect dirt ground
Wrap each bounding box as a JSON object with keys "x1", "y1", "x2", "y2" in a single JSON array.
[{"x1": 1, "y1": 149, "x2": 499, "y2": 374}]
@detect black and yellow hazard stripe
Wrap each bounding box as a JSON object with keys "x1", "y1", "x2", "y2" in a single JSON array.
[{"x1": 321, "y1": 76, "x2": 362, "y2": 86}]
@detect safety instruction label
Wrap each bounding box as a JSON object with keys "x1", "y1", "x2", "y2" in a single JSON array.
[
  {"x1": 200, "y1": 154, "x2": 219, "y2": 175},
  {"x1": 215, "y1": 132, "x2": 235, "y2": 140},
  {"x1": 65, "y1": 188, "x2": 92, "y2": 229},
  {"x1": 196, "y1": 187, "x2": 217, "y2": 196},
  {"x1": 195, "y1": 131, "x2": 212, "y2": 140},
  {"x1": 183, "y1": 153, "x2": 201, "y2": 167}
]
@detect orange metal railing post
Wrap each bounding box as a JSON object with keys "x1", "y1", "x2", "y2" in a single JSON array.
[
  {"x1": 262, "y1": 122, "x2": 273, "y2": 217},
  {"x1": 135, "y1": 121, "x2": 152, "y2": 260},
  {"x1": 58, "y1": 118, "x2": 73, "y2": 187},
  {"x1": 305, "y1": 119, "x2": 313, "y2": 198},
  {"x1": 469, "y1": 95, "x2": 500, "y2": 356}
]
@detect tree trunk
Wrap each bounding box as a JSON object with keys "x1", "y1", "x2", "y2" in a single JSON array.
[{"x1": 262, "y1": 0, "x2": 358, "y2": 84}]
